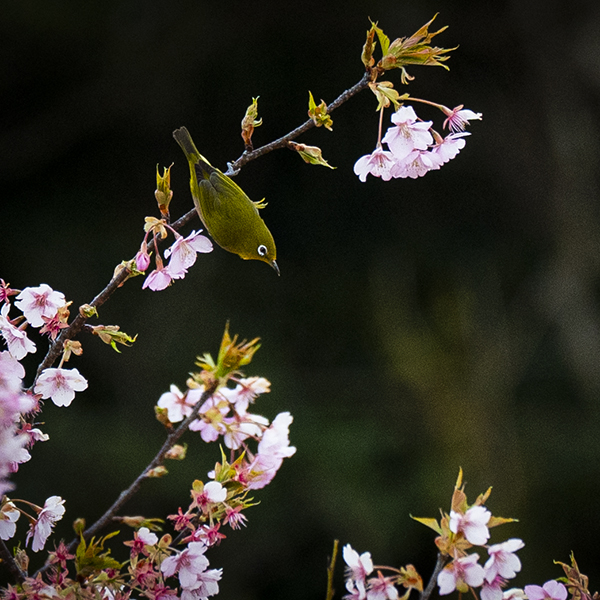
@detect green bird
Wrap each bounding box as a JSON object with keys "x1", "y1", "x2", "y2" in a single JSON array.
[{"x1": 173, "y1": 127, "x2": 279, "y2": 275}]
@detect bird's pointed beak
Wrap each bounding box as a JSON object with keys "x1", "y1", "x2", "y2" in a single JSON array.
[{"x1": 270, "y1": 259, "x2": 280, "y2": 276}]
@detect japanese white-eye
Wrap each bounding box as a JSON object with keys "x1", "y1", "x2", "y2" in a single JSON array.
[{"x1": 173, "y1": 127, "x2": 279, "y2": 275}]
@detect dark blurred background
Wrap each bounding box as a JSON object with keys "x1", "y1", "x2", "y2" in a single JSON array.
[{"x1": 3, "y1": 0, "x2": 600, "y2": 596}]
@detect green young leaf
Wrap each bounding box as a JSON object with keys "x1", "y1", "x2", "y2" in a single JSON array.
[
  {"x1": 307, "y1": 91, "x2": 333, "y2": 130},
  {"x1": 76, "y1": 531, "x2": 122, "y2": 579},
  {"x1": 488, "y1": 515, "x2": 518, "y2": 528},
  {"x1": 369, "y1": 20, "x2": 390, "y2": 56},
  {"x1": 411, "y1": 515, "x2": 442, "y2": 534}
]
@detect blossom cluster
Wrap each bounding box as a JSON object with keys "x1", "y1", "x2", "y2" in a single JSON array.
[
  {"x1": 353, "y1": 104, "x2": 481, "y2": 182},
  {"x1": 342, "y1": 472, "x2": 577, "y2": 600},
  {"x1": 437, "y1": 507, "x2": 524, "y2": 600},
  {"x1": 0, "y1": 494, "x2": 65, "y2": 555},
  {"x1": 0, "y1": 282, "x2": 88, "y2": 407},
  {"x1": 342, "y1": 540, "x2": 569, "y2": 600},
  {"x1": 5, "y1": 522, "x2": 222, "y2": 600},
  {"x1": 343, "y1": 544, "x2": 416, "y2": 600},
  {"x1": 137, "y1": 224, "x2": 213, "y2": 291},
  {"x1": 0, "y1": 351, "x2": 38, "y2": 498},
  {"x1": 157, "y1": 376, "x2": 296, "y2": 491}
]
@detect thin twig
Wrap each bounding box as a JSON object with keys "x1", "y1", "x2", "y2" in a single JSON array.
[
  {"x1": 225, "y1": 71, "x2": 372, "y2": 175},
  {"x1": 32, "y1": 379, "x2": 218, "y2": 579},
  {"x1": 29, "y1": 71, "x2": 373, "y2": 391},
  {"x1": 28, "y1": 208, "x2": 199, "y2": 392},
  {"x1": 0, "y1": 539, "x2": 26, "y2": 585},
  {"x1": 325, "y1": 539, "x2": 340, "y2": 600},
  {"x1": 420, "y1": 552, "x2": 447, "y2": 600}
]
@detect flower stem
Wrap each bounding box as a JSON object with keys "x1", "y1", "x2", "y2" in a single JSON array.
[{"x1": 377, "y1": 106, "x2": 385, "y2": 147}]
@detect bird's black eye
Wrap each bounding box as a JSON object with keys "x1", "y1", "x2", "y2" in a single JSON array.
[{"x1": 257, "y1": 244, "x2": 267, "y2": 256}]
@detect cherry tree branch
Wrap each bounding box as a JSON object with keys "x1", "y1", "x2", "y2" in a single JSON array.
[
  {"x1": 0, "y1": 539, "x2": 26, "y2": 585},
  {"x1": 420, "y1": 552, "x2": 447, "y2": 600},
  {"x1": 225, "y1": 71, "x2": 371, "y2": 175},
  {"x1": 33, "y1": 379, "x2": 219, "y2": 578},
  {"x1": 29, "y1": 71, "x2": 373, "y2": 391}
]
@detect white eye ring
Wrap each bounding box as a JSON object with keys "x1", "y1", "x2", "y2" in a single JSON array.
[{"x1": 257, "y1": 244, "x2": 267, "y2": 257}]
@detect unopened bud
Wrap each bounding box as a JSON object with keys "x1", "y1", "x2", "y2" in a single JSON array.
[
  {"x1": 155, "y1": 406, "x2": 172, "y2": 428},
  {"x1": 155, "y1": 164, "x2": 174, "y2": 219},
  {"x1": 90, "y1": 325, "x2": 137, "y2": 353},
  {"x1": 289, "y1": 142, "x2": 335, "y2": 169},
  {"x1": 241, "y1": 97, "x2": 262, "y2": 150},
  {"x1": 118, "y1": 515, "x2": 147, "y2": 528},
  {"x1": 73, "y1": 518, "x2": 86, "y2": 535},
  {"x1": 147, "y1": 466, "x2": 168, "y2": 478},
  {"x1": 79, "y1": 304, "x2": 98, "y2": 319},
  {"x1": 165, "y1": 444, "x2": 187, "y2": 460},
  {"x1": 135, "y1": 242, "x2": 151, "y2": 272}
]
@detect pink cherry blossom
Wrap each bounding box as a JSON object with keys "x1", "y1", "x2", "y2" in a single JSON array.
[
  {"x1": 0, "y1": 304, "x2": 36, "y2": 360},
  {"x1": 189, "y1": 394, "x2": 229, "y2": 442},
  {"x1": 161, "y1": 541, "x2": 210, "y2": 589},
  {"x1": 484, "y1": 538, "x2": 524, "y2": 582},
  {"x1": 0, "y1": 351, "x2": 25, "y2": 389},
  {"x1": 345, "y1": 578, "x2": 366, "y2": 600},
  {"x1": 15, "y1": 284, "x2": 66, "y2": 328},
  {"x1": 391, "y1": 150, "x2": 437, "y2": 179},
  {"x1": 157, "y1": 385, "x2": 196, "y2": 423},
  {"x1": 438, "y1": 553, "x2": 485, "y2": 595},
  {"x1": 164, "y1": 230, "x2": 213, "y2": 279},
  {"x1": 137, "y1": 526, "x2": 158, "y2": 546},
  {"x1": 142, "y1": 266, "x2": 173, "y2": 291},
  {"x1": 192, "y1": 523, "x2": 226, "y2": 547},
  {"x1": 201, "y1": 481, "x2": 228, "y2": 505},
  {"x1": 257, "y1": 412, "x2": 296, "y2": 459},
  {"x1": 181, "y1": 568, "x2": 222, "y2": 600},
  {"x1": 34, "y1": 367, "x2": 88, "y2": 407},
  {"x1": 228, "y1": 376, "x2": 271, "y2": 414},
  {"x1": 382, "y1": 106, "x2": 433, "y2": 161},
  {"x1": 354, "y1": 147, "x2": 395, "y2": 182},
  {"x1": 443, "y1": 105, "x2": 482, "y2": 133},
  {"x1": 222, "y1": 414, "x2": 267, "y2": 450},
  {"x1": 449, "y1": 505, "x2": 491, "y2": 545},
  {"x1": 0, "y1": 502, "x2": 20, "y2": 540},
  {"x1": 0, "y1": 280, "x2": 18, "y2": 305},
  {"x1": 343, "y1": 544, "x2": 374, "y2": 579},
  {"x1": 429, "y1": 133, "x2": 470, "y2": 168},
  {"x1": 0, "y1": 429, "x2": 30, "y2": 497},
  {"x1": 524, "y1": 581, "x2": 568, "y2": 600},
  {"x1": 367, "y1": 571, "x2": 400, "y2": 600},
  {"x1": 26, "y1": 495, "x2": 65, "y2": 552},
  {"x1": 246, "y1": 412, "x2": 296, "y2": 489},
  {"x1": 125, "y1": 526, "x2": 159, "y2": 556},
  {"x1": 223, "y1": 505, "x2": 248, "y2": 530},
  {"x1": 481, "y1": 576, "x2": 505, "y2": 600},
  {"x1": 343, "y1": 544, "x2": 374, "y2": 600}
]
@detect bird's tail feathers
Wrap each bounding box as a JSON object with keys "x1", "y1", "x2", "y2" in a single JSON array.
[{"x1": 173, "y1": 127, "x2": 212, "y2": 166}]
